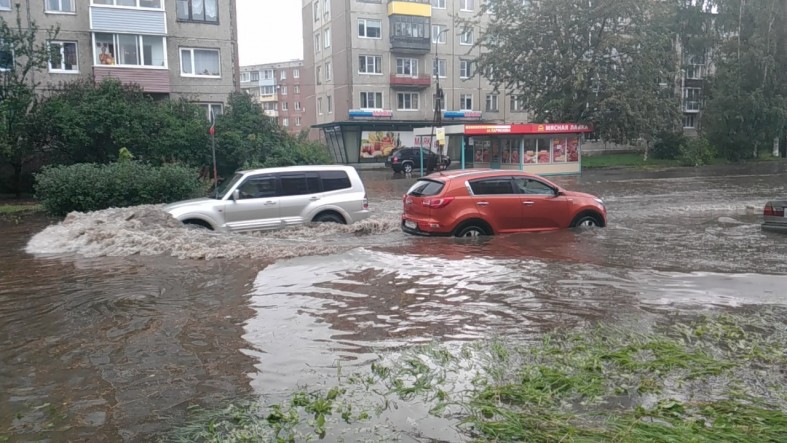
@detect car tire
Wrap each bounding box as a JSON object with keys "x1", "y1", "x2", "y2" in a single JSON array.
[
  {"x1": 313, "y1": 212, "x2": 346, "y2": 224},
  {"x1": 183, "y1": 219, "x2": 213, "y2": 230},
  {"x1": 455, "y1": 224, "x2": 488, "y2": 237},
  {"x1": 571, "y1": 213, "x2": 602, "y2": 228},
  {"x1": 403, "y1": 162, "x2": 414, "y2": 174}
]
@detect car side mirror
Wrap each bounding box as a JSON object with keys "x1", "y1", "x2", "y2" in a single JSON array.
[{"x1": 232, "y1": 189, "x2": 240, "y2": 201}]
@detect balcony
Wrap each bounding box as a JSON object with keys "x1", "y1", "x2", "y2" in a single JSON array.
[
  {"x1": 683, "y1": 101, "x2": 701, "y2": 113},
  {"x1": 90, "y1": 5, "x2": 166, "y2": 34},
  {"x1": 388, "y1": 1, "x2": 431, "y2": 17},
  {"x1": 390, "y1": 35, "x2": 431, "y2": 54},
  {"x1": 93, "y1": 66, "x2": 170, "y2": 93},
  {"x1": 389, "y1": 74, "x2": 431, "y2": 89}
]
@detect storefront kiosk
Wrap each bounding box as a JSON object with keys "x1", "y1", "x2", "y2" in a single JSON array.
[{"x1": 415, "y1": 123, "x2": 593, "y2": 175}]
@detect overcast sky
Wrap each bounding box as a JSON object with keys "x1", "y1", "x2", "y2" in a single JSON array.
[{"x1": 237, "y1": 0, "x2": 304, "y2": 66}]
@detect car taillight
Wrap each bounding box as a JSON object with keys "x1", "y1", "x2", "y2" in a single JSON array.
[
  {"x1": 363, "y1": 194, "x2": 368, "y2": 210},
  {"x1": 393, "y1": 157, "x2": 399, "y2": 164},
  {"x1": 423, "y1": 197, "x2": 454, "y2": 208},
  {"x1": 764, "y1": 202, "x2": 784, "y2": 216}
]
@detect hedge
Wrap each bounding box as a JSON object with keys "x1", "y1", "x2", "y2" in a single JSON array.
[{"x1": 34, "y1": 161, "x2": 207, "y2": 216}]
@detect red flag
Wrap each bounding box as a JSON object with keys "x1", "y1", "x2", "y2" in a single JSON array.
[{"x1": 209, "y1": 109, "x2": 215, "y2": 136}]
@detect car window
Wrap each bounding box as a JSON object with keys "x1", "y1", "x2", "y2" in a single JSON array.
[
  {"x1": 469, "y1": 178, "x2": 515, "y2": 195},
  {"x1": 320, "y1": 170, "x2": 351, "y2": 191},
  {"x1": 237, "y1": 176, "x2": 277, "y2": 199},
  {"x1": 306, "y1": 172, "x2": 322, "y2": 193},
  {"x1": 279, "y1": 173, "x2": 313, "y2": 196},
  {"x1": 514, "y1": 177, "x2": 556, "y2": 195},
  {"x1": 407, "y1": 179, "x2": 444, "y2": 196}
]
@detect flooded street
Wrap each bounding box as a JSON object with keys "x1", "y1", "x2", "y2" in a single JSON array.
[{"x1": 1, "y1": 162, "x2": 787, "y2": 441}]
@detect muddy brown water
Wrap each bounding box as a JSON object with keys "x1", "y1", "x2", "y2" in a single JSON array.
[{"x1": 2, "y1": 162, "x2": 787, "y2": 441}]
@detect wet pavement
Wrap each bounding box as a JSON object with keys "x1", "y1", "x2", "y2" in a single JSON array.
[{"x1": 1, "y1": 161, "x2": 786, "y2": 441}]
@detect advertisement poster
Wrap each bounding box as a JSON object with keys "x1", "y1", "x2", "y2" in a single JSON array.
[
  {"x1": 567, "y1": 137, "x2": 579, "y2": 162},
  {"x1": 552, "y1": 138, "x2": 567, "y2": 163},
  {"x1": 360, "y1": 131, "x2": 415, "y2": 159}
]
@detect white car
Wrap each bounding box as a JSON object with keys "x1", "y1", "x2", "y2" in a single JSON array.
[
  {"x1": 762, "y1": 199, "x2": 787, "y2": 233},
  {"x1": 164, "y1": 165, "x2": 370, "y2": 232}
]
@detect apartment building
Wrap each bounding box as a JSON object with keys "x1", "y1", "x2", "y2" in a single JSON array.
[
  {"x1": 240, "y1": 60, "x2": 305, "y2": 136},
  {"x1": 303, "y1": 0, "x2": 528, "y2": 164},
  {"x1": 0, "y1": 0, "x2": 239, "y2": 119}
]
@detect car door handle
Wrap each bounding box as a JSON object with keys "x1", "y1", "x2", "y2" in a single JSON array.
[
  {"x1": 264, "y1": 201, "x2": 277, "y2": 206},
  {"x1": 309, "y1": 196, "x2": 320, "y2": 201},
  {"x1": 476, "y1": 201, "x2": 489, "y2": 206},
  {"x1": 522, "y1": 201, "x2": 535, "y2": 206}
]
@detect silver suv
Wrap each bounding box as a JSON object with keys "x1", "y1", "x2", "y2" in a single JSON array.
[{"x1": 164, "y1": 165, "x2": 371, "y2": 232}]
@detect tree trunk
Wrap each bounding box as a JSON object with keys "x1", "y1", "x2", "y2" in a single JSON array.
[{"x1": 12, "y1": 163, "x2": 22, "y2": 199}]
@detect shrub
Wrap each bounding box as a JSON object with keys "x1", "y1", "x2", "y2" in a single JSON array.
[
  {"x1": 34, "y1": 161, "x2": 207, "y2": 216},
  {"x1": 679, "y1": 136, "x2": 716, "y2": 167},
  {"x1": 652, "y1": 131, "x2": 688, "y2": 160}
]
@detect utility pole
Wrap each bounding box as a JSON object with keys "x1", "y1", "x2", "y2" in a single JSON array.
[{"x1": 429, "y1": 28, "x2": 448, "y2": 172}]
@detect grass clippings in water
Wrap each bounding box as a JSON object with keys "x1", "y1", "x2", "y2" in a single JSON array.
[{"x1": 161, "y1": 309, "x2": 787, "y2": 442}]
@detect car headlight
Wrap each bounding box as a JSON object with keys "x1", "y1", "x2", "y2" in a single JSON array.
[{"x1": 594, "y1": 198, "x2": 605, "y2": 206}]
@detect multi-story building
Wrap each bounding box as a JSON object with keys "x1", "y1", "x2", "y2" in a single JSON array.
[
  {"x1": 1, "y1": 0, "x2": 239, "y2": 119},
  {"x1": 240, "y1": 60, "x2": 305, "y2": 136},
  {"x1": 303, "y1": 0, "x2": 528, "y2": 164}
]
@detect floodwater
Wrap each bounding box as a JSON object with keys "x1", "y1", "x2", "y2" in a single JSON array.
[{"x1": 2, "y1": 162, "x2": 787, "y2": 441}]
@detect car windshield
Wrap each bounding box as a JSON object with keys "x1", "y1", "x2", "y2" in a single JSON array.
[
  {"x1": 213, "y1": 172, "x2": 244, "y2": 199},
  {"x1": 407, "y1": 179, "x2": 444, "y2": 197}
]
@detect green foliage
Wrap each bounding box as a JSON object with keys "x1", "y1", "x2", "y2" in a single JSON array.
[
  {"x1": 679, "y1": 136, "x2": 716, "y2": 166},
  {"x1": 652, "y1": 131, "x2": 688, "y2": 160},
  {"x1": 34, "y1": 161, "x2": 205, "y2": 216}
]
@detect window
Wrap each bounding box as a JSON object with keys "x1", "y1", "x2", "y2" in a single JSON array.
[
  {"x1": 282, "y1": 117, "x2": 289, "y2": 127},
  {"x1": 432, "y1": 25, "x2": 447, "y2": 44},
  {"x1": 263, "y1": 69, "x2": 273, "y2": 80},
  {"x1": 358, "y1": 19, "x2": 382, "y2": 38},
  {"x1": 324, "y1": 28, "x2": 331, "y2": 48},
  {"x1": 293, "y1": 69, "x2": 299, "y2": 78},
  {"x1": 49, "y1": 41, "x2": 78, "y2": 72},
  {"x1": 282, "y1": 101, "x2": 288, "y2": 111},
  {"x1": 460, "y1": 94, "x2": 473, "y2": 111},
  {"x1": 325, "y1": 61, "x2": 332, "y2": 81},
  {"x1": 250, "y1": 71, "x2": 259, "y2": 81},
  {"x1": 324, "y1": 0, "x2": 331, "y2": 17},
  {"x1": 280, "y1": 70, "x2": 287, "y2": 80},
  {"x1": 433, "y1": 58, "x2": 446, "y2": 78},
  {"x1": 261, "y1": 85, "x2": 275, "y2": 96},
  {"x1": 240, "y1": 72, "x2": 250, "y2": 82},
  {"x1": 469, "y1": 178, "x2": 515, "y2": 195},
  {"x1": 47, "y1": 0, "x2": 75, "y2": 12},
  {"x1": 176, "y1": 0, "x2": 217, "y2": 22},
  {"x1": 179, "y1": 48, "x2": 219, "y2": 76},
  {"x1": 294, "y1": 101, "x2": 302, "y2": 111},
  {"x1": 294, "y1": 85, "x2": 300, "y2": 94},
  {"x1": 683, "y1": 114, "x2": 696, "y2": 129},
  {"x1": 431, "y1": 0, "x2": 446, "y2": 8},
  {"x1": 358, "y1": 55, "x2": 382, "y2": 74},
  {"x1": 237, "y1": 176, "x2": 277, "y2": 199},
  {"x1": 95, "y1": 33, "x2": 166, "y2": 67},
  {"x1": 685, "y1": 54, "x2": 705, "y2": 80},
  {"x1": 510, "y1": 95, "x2": 525, "y2": 112},
  {"x1": 460, "y1": 28, "x2": 474, "y2": 45},
  {"x1": 0, "y1": 45, "x2": 12, "y2": 71},
  {"x1": 460, "y1": 59, "x2": 473, "y2": 79},
  {"x1": 313, "y1": 2, "x2": 319, "y2": 21},
  {"x1": 392, "y1": 17, "x2": 428, "y2": 39},
  {"x1": 514, "y1": 178, "x2": 556, "y2": 195},
  {"x1": 93, "y1": 0, "x2": 161, "y2": 7},
  {"x1": 684, "y1": 87, "x2": 701, "y2": 111},
  {"x1": 321, "y1": 170, "x2": 351, "y2": 191},
  {"x1": 296, "y1": 117, "x2": 302, "y2": 126},
  {"x1": 327, "y1": 95, "x2": 333, "y2": 113},
  {"x1": 0, "y1": 0, "x2": 9, "y2": 10},
  {"x1": 485, "y1": 94, "x2": 498, "y2": 112},
  {"x1": 460, "y1": 0, "x2": 474, "y2": 11},
  {"x1": 316, "y1": 66, "x2": 322, "y2": 84},
  {"x1": 397, "y1": 92, "x2": 419, "y2": 110},
  {"x1": 317, "y1": 97, "x2": 323, "y2": 114},
  {"x1": 314, "y1": 33, "x2": 320, "y2": 53},
  {"x1": 396, "y1": 58, "x2": 418, "y2": 77},
  {"x1": 360, "y1": 91, "x2": 383, "y2": 109},
  {"x1": 199, "y1": 103, "x2": 223, "y2": 121},
  {"x1": 280, "y1": 86, "x2": 288, "y2": 95},
  {"x1": 263, "y1": 102, "x2": 277, "y2": 111}
]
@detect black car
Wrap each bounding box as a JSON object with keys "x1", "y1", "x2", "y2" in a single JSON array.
[{"x1": 385, "y1": 147, "x2": 450, "y2": 174}]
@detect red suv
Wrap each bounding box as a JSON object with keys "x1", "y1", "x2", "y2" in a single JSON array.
[{"x1": 401, "y1": 169, "x2": 606, "y2": 237}]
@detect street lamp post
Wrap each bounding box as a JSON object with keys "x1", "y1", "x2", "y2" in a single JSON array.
[{"x1": 424, "y1": 27, "x2": 448, "y2": 175}]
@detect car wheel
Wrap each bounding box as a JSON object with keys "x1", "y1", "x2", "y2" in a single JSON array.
[
  {"x1": 455, "y1": 224, "x2": 487, "y2": 237},
  {"x1": 183, "y1": 219, "x2": 213, "y2": 230},
  {"x1": 403, "y1": 162, "x2": 414, "y2": 174},
  {"x1": 571, "y1": 214, "x2": 602, "y2": 228},
  {"x1": 313, "y1": 212, "x2": 346, "y2": 224}
]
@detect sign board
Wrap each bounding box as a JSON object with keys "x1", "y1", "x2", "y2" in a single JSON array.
[{"x1": 463, "y1": 123, "x2": 593, "y2": 135}]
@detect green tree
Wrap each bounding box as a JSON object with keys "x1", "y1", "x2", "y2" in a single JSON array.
[
  {"x1": 0, "y1": 6, "x2": 59, "y2": 196},
  {"x1": 701, "y1": 0, "x2": 787, "y2": 159},
  {"x1": 472, "y1": 0, "x2": 682, "y2": 150}
]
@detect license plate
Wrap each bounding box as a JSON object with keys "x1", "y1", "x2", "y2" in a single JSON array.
[{"x1": 405, "y1": 220, "x2": 417, "y2": 229}]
